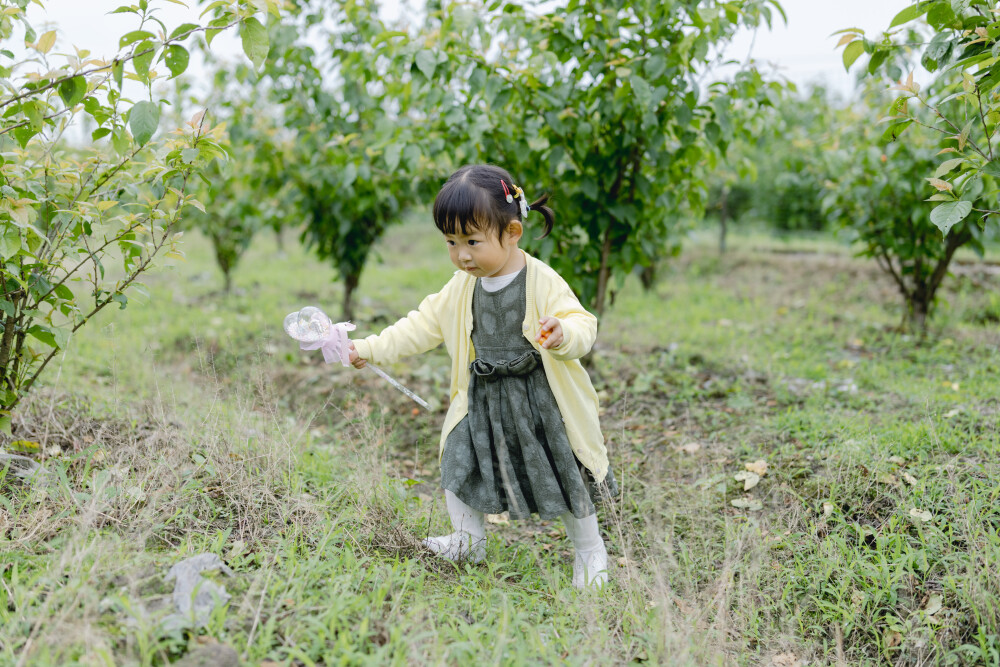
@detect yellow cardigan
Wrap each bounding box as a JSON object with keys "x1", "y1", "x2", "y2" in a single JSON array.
[{"x1": 352, "y1": 252, "x2": 609, "y2": 482}]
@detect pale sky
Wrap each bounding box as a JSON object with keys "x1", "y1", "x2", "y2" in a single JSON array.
[{"x1": 23, "y1": 0, "x2": 910, "y2": 96}]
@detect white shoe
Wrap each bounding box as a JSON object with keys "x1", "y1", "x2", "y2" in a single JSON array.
[
  {"x1": 562, "y1": 511, "x2": 609, "y2": 590},
  {"x1": 574, "y1": 541, "x2": 608, "y2": 589},
  {"x1": 422, "y1": 531, "x2": 486, "y2": 563}
]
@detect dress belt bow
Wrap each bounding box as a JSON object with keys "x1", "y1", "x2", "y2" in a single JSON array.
[{"x1": 469, "y1": 350, "x2": 541, "y2": 381}]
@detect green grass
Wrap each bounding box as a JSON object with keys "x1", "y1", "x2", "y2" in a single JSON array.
[{"x1": 2, "y1": 217, "x2": 999, "y2": 665}]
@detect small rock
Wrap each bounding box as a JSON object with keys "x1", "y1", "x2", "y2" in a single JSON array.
[{"x1": 174, "y1": 643, "x2": 240, "y2": 667}]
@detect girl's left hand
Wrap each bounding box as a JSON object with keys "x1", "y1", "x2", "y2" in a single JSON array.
[{"x1": 537, "y1": 316, "x2": 563, "y2": 349}]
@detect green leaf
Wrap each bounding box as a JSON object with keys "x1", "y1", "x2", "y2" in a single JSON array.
[
  {"x1": 881, "y1": 119, "x2": 912, "y2": 142},
  {"x1": 111, "y1": 293, "x2": 128, "y2": 310},
  {"x1": 980, "y1": 161, "x2": 1000, "y2": 178},
  {"x1": 54, "y1": 284, "x2": 74, "y2": 300},
  {"x1": 180, "y1": 147, "x2": 199, "y2": 164},
  {"x1": 384, "y1": 142, "x2": 402, "y2": 172},
  {"x1": 0, "y1": 226, "x2": 21, "y2": 260},
  {"x1": 929, "y1": 200, "x2": 972, "y2": 236},
  {"x1": 58, "y1": 76, "x2": 87, "y2": 107},
  {"x1": 842, "y1": 40, "x2": 864, "y2": 71},
  {"x1": 415, "y1": 50, "x2": 436, "y2": 80},
  {"x1": 112, "y1": 60, "x2": 124, "y2": 89},
  {"x1": 132, "y1": 40, "x2": 155, "y2": 77},
  {"x1": 240, "y1": 16, "x2": 269, "y2": 69},
  {"x1": 934, "y1": 158, "x2": 965, "y2": 178},
  {"x1": 27, "y1": 325, "x2": 58, "y2": 348},
  {"x1": 163, "y1": 45, "x2": 189, "y2": 78},
  {"x1": 889, "y1": 3, "x2": 930, "y2": 29},
  {"x1": 119, "y1": 30, "x2": 155, "y2": 49},
  {"x1": 169, "y1": 22, "x2": 199, "y2": 40},
  {"x1": 630, "y1": 75, "x2": 652, "y2": 110},
  {"x1": 129, "y1": 101, "x2": 160, "y2": 146}
]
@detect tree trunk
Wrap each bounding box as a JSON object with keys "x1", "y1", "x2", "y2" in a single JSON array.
[
  {"x1": 594, "y1": 225, "x2": 614, "y2": 317},
  {"x1": 639, "y1": 264, "x2": 658, "y2": 291},
  {"x1": 342, "y1": 272, "x2": 359, "y2": 322},
  {"x1": 904, "y1": 227, "x2": 971, "y2": 334},
  {"x1": 718, "y1": 186, "x2": 729, "y2": 255}
]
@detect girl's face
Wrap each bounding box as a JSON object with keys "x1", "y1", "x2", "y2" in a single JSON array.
[{"x1": 444, "y1": 221, "x2": 523, "y2": 278}]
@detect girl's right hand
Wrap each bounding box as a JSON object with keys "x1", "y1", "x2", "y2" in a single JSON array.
[{"x1": 348, "y1": 341, "x2": 367, "y2": 368}]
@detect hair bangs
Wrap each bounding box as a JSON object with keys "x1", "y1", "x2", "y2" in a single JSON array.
[{"x1": 433, "y1": 171, "x2": 509, "y2": 239}]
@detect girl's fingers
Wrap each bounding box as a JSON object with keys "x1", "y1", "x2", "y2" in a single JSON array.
[{"x1": 537, "y1": 317, "x2": 561, "y2": 348}]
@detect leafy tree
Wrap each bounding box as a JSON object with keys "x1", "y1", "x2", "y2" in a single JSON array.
[
  {"x1": 0, "y1": 0, "x2": 277, "y2": 424},
  {"x1": 185, "y1": 64, "x2": 292, "y2": 293},
  {"x1": 822, "y1": 90, "x2": 977, "y2": 331},
  {"x1": 834, "y1": 2, "x2": 1000, "y2": 330},
  {"x1": 839, "y1": 1, "x2": 1000, "y2": 235},
  {"x1": 707, "y1": 85, "x2": 840, "y2": 244},
  {"x1": 418, "y1": 0, "x2": 787, "y2": 314},
  {"x1": 262, "y1": 0, "x2": 431, "y2": 321}
]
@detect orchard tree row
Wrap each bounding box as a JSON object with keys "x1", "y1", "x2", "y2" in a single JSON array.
[
  {"x1": 191, "y1": 0, "x2": 788, "y2": 318},
  {"x1": 708, "y1": 1, "x2": 1000, "y2": 331},
  {"x1": 4, "y1": 0, "x2": 1000, "y2": 422}
]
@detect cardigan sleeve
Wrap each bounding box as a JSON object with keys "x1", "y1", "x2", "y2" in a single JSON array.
[
  {"x1": 543, "y1": 278, "x2": 598, "y2": 361},
  {"x1": 352, "y1": 281, "x2": 450, "y2": 365}
]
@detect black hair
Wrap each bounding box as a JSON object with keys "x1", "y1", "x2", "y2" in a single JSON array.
[{"x1": 432, "y1": 164, "x2": 554, "y2": 241}]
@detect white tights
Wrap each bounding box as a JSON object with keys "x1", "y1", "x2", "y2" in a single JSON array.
[{"x1": 423, "y1": 492, "x2": 609, "y2": 588}]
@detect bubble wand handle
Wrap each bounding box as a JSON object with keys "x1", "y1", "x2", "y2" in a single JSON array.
[
  {"x1": 283, "y1": 306, "x2": 431, "y2": 411},
  {"x1": 366, "y1": 363, "x2": 431, "y2": 410}
]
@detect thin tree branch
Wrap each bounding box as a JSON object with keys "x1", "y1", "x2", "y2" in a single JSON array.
[{"x1": 0, "y1": 22, "x2": 238, "y2": 111}]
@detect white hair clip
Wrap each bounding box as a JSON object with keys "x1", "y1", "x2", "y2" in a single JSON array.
[{"x1": 512, "y1": 183, "x2": 529, "y2": 219}]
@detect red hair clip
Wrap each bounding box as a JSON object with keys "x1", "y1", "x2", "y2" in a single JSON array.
[{"x1": 501, "y1": 181, "x2": 513, "y2": 203}]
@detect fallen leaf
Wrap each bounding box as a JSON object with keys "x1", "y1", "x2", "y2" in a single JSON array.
[
  {"x1": 745, "y1": 459, "x2": 768, "y2": 476},
  {"x1": 881, "y1": 473, "x2": 899, "y2": 486},
  {"x1": 772, "y1": 653, "x2": 800, "y2": 667},
  {"x1": 486, "y1": 513, "x2": 509, "y2": 525},
  {"x1": 909, "y1": 508, "x2": 933, "y2": 522},
  {"x1": 851, "y1": 589, "x2": 865, "y2": 609},
  {"x1": 678, "y1": 442, "x2": 701, "y2": 454},
  {"x1": 885, "y1": 630, "x2": 902, "y2": 648},
  {"x1": 9, "y1": 440, "x2": 40, "y2": 453},
  {"x1": 888, "y1": 455, "x2": 906, "y2": 465},
  {"x1": 734, "y1": 471, "x2": 760, "y2": 490},
  {"x1": 822, "y1": 502, "x2": 834, "y2": 517},
  {"x1": 924, "y1": 594, "x2": 943, "y2": 617},
  {"x1": 731, "y1": 497, "x2": 763, "y2": 511},
  {"x1": 902, "y1": 472, "x2": 918, "y2": 486}
]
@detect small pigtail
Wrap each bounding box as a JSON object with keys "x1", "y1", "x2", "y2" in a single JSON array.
[
  {"x1": 527, "y1": 193, "x2": 554, "y2": 238},
  {"x1": 529, "y1": 193, "x2": 556, "y2": 239}
]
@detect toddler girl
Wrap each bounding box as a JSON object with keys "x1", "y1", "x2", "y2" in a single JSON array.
[{"x1": 348, "y1": 164, "x2": 618, "y2": 589}]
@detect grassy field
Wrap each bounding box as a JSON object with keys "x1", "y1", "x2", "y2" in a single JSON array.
[{"x1": 2, "y1": 217, "x2": 999, "y2": 666}]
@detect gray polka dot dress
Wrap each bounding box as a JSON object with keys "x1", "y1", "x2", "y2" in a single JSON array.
[{"x1": 440, "y1": 268, "x2": 618, "y2": 520}]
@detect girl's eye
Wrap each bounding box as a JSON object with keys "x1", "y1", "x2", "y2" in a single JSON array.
[
  {"x1": 468, "y1": 240, "x2": 478, "y2": 246},
  {"x1": 446, "y1": 240, "x2": 455, "y2": 246}
]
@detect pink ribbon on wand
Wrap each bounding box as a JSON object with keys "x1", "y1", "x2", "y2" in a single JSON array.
[{"x1": 283, "y1": 307, "x2": 430, "y2": 410}]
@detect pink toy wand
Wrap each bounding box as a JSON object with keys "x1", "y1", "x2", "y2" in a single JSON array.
[{"x1": 283, "y1": 306, "x2": 431, "y2": 411}]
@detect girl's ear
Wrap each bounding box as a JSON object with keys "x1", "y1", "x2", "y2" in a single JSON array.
[{"x1": 506, "y1": 220, "x2": 523, "y2": 244}]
